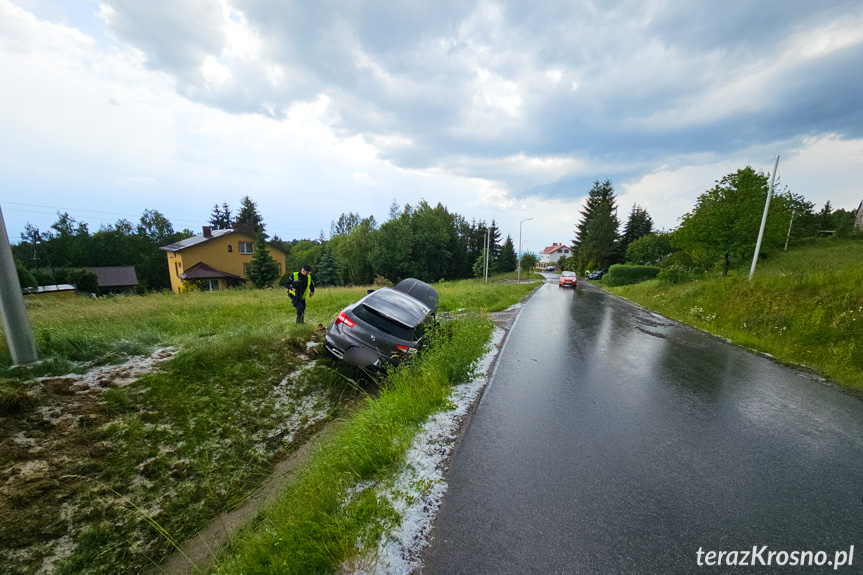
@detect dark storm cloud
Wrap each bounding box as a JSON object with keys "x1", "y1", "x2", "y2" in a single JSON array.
[{"x1": 100, "y1": 0, "x2": 863, "y2": 198}]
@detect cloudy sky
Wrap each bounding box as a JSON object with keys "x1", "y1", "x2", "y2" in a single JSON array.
[{"x1": 1, "y1": 0, "x2": 862, "y2": 253}]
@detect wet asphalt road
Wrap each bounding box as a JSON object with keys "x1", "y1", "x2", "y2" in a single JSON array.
[{"x1": 420, "y1": 277, "x2": 863, "y2": 574}]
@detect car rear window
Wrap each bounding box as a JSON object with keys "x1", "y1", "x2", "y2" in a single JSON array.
[{"x1": 353, "y1": 305, "x2": 416, "y2": 341}]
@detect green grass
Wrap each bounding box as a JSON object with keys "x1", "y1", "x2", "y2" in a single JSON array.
[
  {"x1": 0, "y1": 278, "x2": 537, "y2": 574},
  {"x1": 438, "y1": 276, "x2": 539, "y2": 312},
  {"x1": 604, "y1": 240, "x2": 863, "y2": 391},
  {"x1": 210, "y1": 315, "x2": 493, "y2": 574}
]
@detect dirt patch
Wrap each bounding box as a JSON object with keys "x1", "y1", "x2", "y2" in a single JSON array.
[
  {"x1": 148, "y1": 422, "x2": 342, "y2": 575},
  {"x1": 0, "y1": 349, "x2": 177, "y2": 574}
]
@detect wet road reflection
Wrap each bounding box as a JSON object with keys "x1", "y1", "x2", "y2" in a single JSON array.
[{"x1": 422, "y1": 280, "x2": 863, "y2": 575}]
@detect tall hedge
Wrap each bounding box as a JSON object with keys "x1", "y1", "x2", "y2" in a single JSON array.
[{"x1": 603, "y1": 264, "x2": 660, "y2": 286}]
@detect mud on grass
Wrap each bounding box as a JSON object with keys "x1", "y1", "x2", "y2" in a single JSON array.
[{"x1": 0, "y1": 332, "x2": 360, "y2": 575}]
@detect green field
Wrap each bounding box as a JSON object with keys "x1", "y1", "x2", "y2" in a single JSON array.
[
  {"x1": 603, "y1": 240, "x2": 863, "y2": 391},
  {"x1": 0, "y1": 278, "x2": 539, "y2": 575}
]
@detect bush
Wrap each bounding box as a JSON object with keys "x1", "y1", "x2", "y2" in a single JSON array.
[
  {"x1": 656, "y1": 264, "x2": 691, "y2": 285},
  {"x1": 372, "y1": 275, "x2": 393, "y2": 288},
  {"x1": 15, "y1": 261, "x2": 36, "y2": 289},
  {"x1": 603, "y1": 264, "x2": 660, "y2": 286},
  {"x1": 660, "y1": 251, "x2": 694, "y2": 269},
  {"x1": 69, "y1": 269, "x2": 100, "y2": 294}
]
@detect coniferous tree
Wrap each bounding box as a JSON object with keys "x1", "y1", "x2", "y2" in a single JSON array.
[
  {"x1": 315, "y1": 245, "x2": 341, "y2": 287},
  {"x1": 574, "y1": 180, "x2": 619, "y2": 271},
  {"x1": 235, "y1": 196, "x2": 265, "y2": 235},
  {"x1": 388, "y1": 199, "x2": 401, "y2": 221},
  {"x1": 580, "y1": 201, "x2": 620, "y2": 270},
  {"x1": 574, "y1": 180, "x2": 616, "y2": 249},
  {"x1": 248, "y1": 232, "x2": 280, "y2": 288},
  {"x1": 818, "y1": 201, "x2": 834, "y2": 231},
  {"x1": 472, "y1": 255, "x2": 486, "y2": 278},
  {"x1": 209, "y1": 202, "x2": 232, "y2": 229},
  {"x1": 622, "y1": 205, "x2": 654, "y2": 247},
  {"x1": 330, "y1": 212, "x2": 361, "y2": 237},
  {"x1": 488, "y1": 218, "x2": 502, "y2": 260},
  {"x1": 498, "y1": 235, "x2": 517, "y2": 272}
]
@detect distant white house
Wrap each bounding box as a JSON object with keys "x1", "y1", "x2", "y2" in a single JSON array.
[{"x1": 539, "y1": 243, "x2": 572, "y2": 265}]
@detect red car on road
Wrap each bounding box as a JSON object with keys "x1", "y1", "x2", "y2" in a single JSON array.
[{"x1": 558, "y1": 271, "x2": 577, "y2": 288}]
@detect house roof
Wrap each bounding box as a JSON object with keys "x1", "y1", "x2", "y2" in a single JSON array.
[
  {"x1": 160, "y1": 229, "x2": 237, "y2": 252},
  {"x1": 160, "y1": 227, "x2": 287, "y2": 255},
  {"x1": 84, "y1": 266, "x2": 138, "y2": 287},
  {"x1": 540, "y1": 243, "x2": 570, "y2": 255},
  {"x1": 22, "y1": 284, "x2": 77, "y2": 294},
  {"x1": 179, "y1": 262, "x2": 245, "y2": 281}
]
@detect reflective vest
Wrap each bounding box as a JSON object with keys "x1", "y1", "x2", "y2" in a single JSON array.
[{"x1": 289, "y1": 272, "x2": 312, "y2": 298}]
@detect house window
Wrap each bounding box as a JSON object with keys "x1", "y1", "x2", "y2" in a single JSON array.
[
  {"x1": 243, "y1": 263, "x2": 251, "y2": 277},
  {"x1": 239, "y1": 242, "x2": 254, "y2": 254},
  {"x1": 277, "y1": 262, "x2": 282, "y2": 275},
  {"x1": 227, "y1": 245, "x2": 232, "y2": 253},
  {"x1": 206, "y1": 280, "x2": 220, "y2": 291}
]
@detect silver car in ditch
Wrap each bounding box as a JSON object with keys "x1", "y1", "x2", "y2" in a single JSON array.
[{"x1": 324, "y1": 278, "x2": 439, "y2": 368}]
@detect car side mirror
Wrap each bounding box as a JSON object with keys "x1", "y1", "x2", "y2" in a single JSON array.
[{"x1": 367, "y1": 289, "x2": 376, "y2": 294}]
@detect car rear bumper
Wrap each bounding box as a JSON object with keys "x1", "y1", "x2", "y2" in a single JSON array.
[{"x1": 324, "y1": 333, "x2": 387, "y2": 367}]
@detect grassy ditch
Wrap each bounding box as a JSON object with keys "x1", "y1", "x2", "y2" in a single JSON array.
[
  {"x1": 210, "y1": 315, "x2": 493, "y2": 574},
  {"x1": 0, "y1": 279, "x2": 535, "y2": 574},
  {"x1": 602, "y1": 240, "x2": 863, "y2": 391}
]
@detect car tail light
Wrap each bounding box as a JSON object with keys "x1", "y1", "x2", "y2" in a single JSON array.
[
  {"x1": 395, "y1": 344, "x2": 410, "y2": 353},
  {"x1": 335, "y1": 312, "x2": 355, "y2": 327}
]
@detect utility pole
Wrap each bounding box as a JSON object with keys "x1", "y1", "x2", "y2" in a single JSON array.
[
  {"x1": 749, "y1": 154, "x2": 780, "y2": 280},
  {"x1": 517, "y1": 217, "x2": 532, "y2": 284},
  {"x1": 484, "y1": 227, "x2": 490, "y2": 282},
  {"x1": 784, "y1": 210, "x2": 795, "y2": 252},
  {"x1": 0, "y1": 205, "x2": 38, "y2": 364}
]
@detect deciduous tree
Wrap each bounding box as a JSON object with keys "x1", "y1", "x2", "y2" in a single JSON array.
[
  {"x1": 626, "y1": 233, "x2": 674, "y2": 265},
  {"x1": 672, "y1": 166, "x2": 789, "y2": 274}
]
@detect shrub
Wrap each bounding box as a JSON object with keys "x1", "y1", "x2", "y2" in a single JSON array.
[
  {"x1": 657, "y1": 264, "x2": 691, "y2": 285},
  {"x1": 16, "y1": 261, "x2": 37, "y2": 289},
  {"x1": 372, "y1": 275, "x2": 393, "y2": 288},
  {"x1": 660, "y1": 251, "x2": 694, "y2": 269},
  {"x1": 69, "y1": 269, "x2": 100, "y2": 294},
  {"x1": 603, "y1": 264, "x2": 660, "y2": 286}
]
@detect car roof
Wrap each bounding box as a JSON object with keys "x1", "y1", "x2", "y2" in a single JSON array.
[
  {"x1": 393, "y1": 278, "x2": 439, "y2": 313},
  {"x1": 362, "y1": 287, "x2": 430, "y2": 328}
]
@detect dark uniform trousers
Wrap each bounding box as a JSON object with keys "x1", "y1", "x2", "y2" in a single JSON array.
[{"x1": 290, "y1": 294, "x2": 306, "y2": 324}]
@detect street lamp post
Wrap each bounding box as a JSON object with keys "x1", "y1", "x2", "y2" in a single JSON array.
[{"x1": 517, "y1": 217, "x2": 533, "y2": 284}]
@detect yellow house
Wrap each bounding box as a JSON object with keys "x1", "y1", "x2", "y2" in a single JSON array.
[{"x1": 160, "y1": 226, "x2": 288, "y2": 293}]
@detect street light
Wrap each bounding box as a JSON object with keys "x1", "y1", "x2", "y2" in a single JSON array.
[{"x1": 517, "y1": 217, "x2": 533, "y2": 284}]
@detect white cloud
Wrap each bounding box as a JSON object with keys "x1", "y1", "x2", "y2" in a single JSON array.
[
  {"x1": 118, "y1": 177, "x2": 156, "y2": 186},
  {"x1": 352, "y1": 172, "x2": 379, "y2": 186},
  {"x1": 1, "y1": 0, "x2": 862, "y2": 255}
]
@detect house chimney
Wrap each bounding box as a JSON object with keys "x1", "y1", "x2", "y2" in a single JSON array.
[{"x1": 202, "y1": 226, "x2": 212, "y2": 238}]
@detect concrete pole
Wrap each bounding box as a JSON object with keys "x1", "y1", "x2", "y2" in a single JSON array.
[
  {"x1": 0, "y1": 205, "x2": 38, "y2": 364},
  {"x1": 784, "y1": 211, "x2": 795, "y2": 252},
  {"x1": 484, "y1": 227, "x2": 490, "y2": 282},
  {"x1": 749, "y1": 155, "x2": 780, "y2": 280},
  {"x1": 517, "y1": 217, "x2": 532, "y2": 284}
]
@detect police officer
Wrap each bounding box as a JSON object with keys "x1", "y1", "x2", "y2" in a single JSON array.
[{"x1": 286, "y1": 264, "x2": 315, "y2": 324}]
